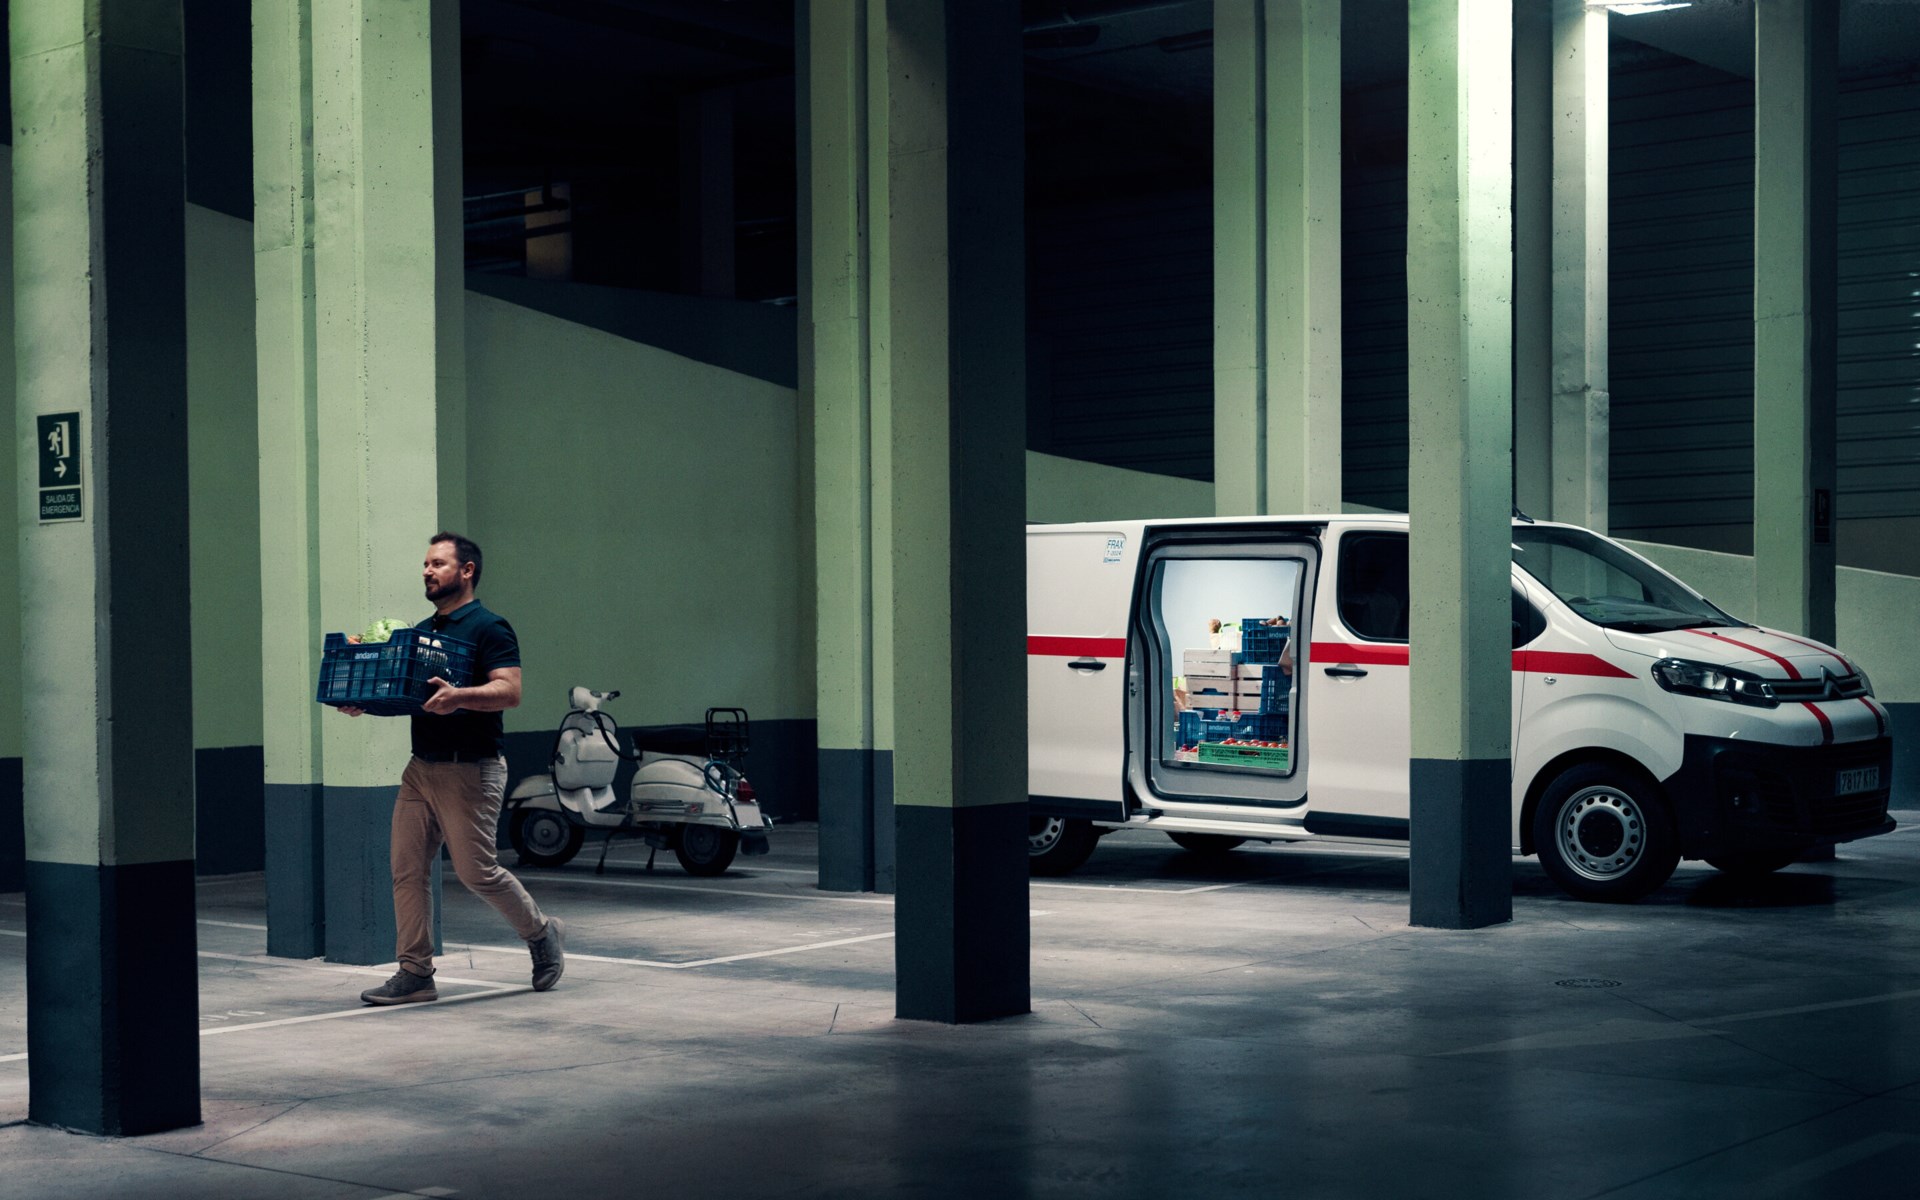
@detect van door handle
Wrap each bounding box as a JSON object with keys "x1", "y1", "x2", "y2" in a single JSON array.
[
  {"x1": 1324, "y1": 664, "x2": 1368, "y2": 679},
  {"x1": 1067, "y1": 659, "x2": 1107, "y2": 672}
]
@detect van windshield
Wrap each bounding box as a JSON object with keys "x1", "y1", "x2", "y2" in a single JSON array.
[{"x1": 1511, "y1": 526, "x2": 1742, "y2": 633}]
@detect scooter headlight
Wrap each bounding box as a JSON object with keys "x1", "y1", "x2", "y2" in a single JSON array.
[{"x1": 1651, "y1": 658, "x2": 1778, "y2": 708}]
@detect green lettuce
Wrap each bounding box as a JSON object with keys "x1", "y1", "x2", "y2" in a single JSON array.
[{"x1": 360, "y1": 617, "x2": 412, "y2": 644}]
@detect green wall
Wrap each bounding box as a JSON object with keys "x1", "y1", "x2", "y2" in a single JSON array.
[
  {"x1": 465, "y1": 291, "x2": 812, "y2": 732},
  {"x1": 187, "y1": 205, "x2": 264, "y2": 749}
]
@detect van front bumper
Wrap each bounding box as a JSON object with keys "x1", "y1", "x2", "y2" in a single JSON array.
[{"x1": 1663, "y1": 734, "x2": 1895, "y2": 859}]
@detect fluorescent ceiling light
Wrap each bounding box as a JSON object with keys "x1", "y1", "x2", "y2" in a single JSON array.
[{"x1": 1589, "y1": 1, "x2": 1692, "y2": 12}]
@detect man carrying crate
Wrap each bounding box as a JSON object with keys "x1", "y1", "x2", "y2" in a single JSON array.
[{"x1": 339, "y1": 531, "x2": 567, "y2": 1004}]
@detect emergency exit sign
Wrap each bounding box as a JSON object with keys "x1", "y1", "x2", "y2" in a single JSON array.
[{"x1": 36, "y1": 412, "x2": 83, "y2": 522}]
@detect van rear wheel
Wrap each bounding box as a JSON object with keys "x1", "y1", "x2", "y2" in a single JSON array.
[
  {"x1": 1028, "y1": 816, "x2": 1099, "y2": 876},
  {"x1": 1533, "y1": 764, "x2": 1678, "y2": 902},
  {"x1": 1168, "y1": 833, "x2": 1246, "y2": 855}
]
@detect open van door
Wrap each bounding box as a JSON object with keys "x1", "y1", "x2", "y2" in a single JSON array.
[
  {"x1": 1027, "y1": 527, "x2": 1139, "y2": 823},
  {"x1": 1126, "y1": 526, "x2": 1319, "y2": 817}
]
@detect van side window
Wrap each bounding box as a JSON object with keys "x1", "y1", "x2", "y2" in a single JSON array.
[
  {"x1": 1513, "y1": 589, "x2": 1547, "y2": 647},
  {"x1": 1337, "y1": 533, "x2": 1409, "y2": 642}
]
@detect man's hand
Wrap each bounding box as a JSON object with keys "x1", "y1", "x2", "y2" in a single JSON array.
[
  {"x1": 339, "y1": 704, "x2": 366, "y2": 717},
  {"x1": 420, "y1": 676, "x2": 464, "y2": 715}
]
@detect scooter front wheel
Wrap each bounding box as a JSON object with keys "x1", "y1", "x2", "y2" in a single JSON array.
[
  {"x1": 511, "y1": 809, "x2": 585, "y2": 868},
  {"x1": 674, "y1": 825, "x2": 739, "y2": 876}
]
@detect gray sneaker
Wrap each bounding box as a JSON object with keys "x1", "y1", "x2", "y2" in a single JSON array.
[
  {"x1": 529, "y1": 917, "x2": 566, "y2": 992},
  {"x1": 360, "y1": 969, "x2": 438, "y2": 1006}
]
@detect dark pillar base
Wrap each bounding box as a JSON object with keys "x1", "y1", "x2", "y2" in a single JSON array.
[
  {"x1": 874, "y1": 752, "x2": 896, "y2": 895},
  {"x1": 1410, "y1": 757, "x2": 1513, "y2": 930},
  {"x1": 265, "y1": 782, "x2": 325, "y2": 958},
  {"x1": 323, "y1": 783, "x2": 440, "y2": 965},
  {"x1": 818, "y1": 748, "x2": 876, "y2": 892},
  {"x1": 0, "y1": 758, "x2": 22, "y2": 893},
  {"x1": 25, "y1": 859, "x2": 200, "y2": 1136},
  {"x1": 818, "y1": 747, "x2": 896, "y2": 894},
  {"x1": 895, "y1": 801, "x2": 1028, "y2": 1023}
]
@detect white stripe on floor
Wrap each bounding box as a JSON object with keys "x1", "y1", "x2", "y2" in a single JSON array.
[
  {"x1": 524, "y1": 873, "x2": 895, "y2": 905},
  {"x1": 459, "y1": 929, "x2": 899, "y2": 970}
]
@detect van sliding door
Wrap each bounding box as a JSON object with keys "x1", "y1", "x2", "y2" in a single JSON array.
[
  {"x1": 1028, "y1": 528, "x2": 1139, "y2": 822},
  {"x1": 1131, "y1": 535, "x2": 1317, "y2": 809}
]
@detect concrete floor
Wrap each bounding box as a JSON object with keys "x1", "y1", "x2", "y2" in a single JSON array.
[{"x1": 6, "y1": 818, "x2": 1920, "y2": 1199}]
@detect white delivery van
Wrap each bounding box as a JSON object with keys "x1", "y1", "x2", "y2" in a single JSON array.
[{"x1": 1026, "y1": 515, "x2": 1897, "y2": 901}]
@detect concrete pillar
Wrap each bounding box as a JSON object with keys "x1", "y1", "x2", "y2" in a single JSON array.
[
  {"x1": 13, "y1": 1, "x2": 200, "y2": 1133},
  {"x1": 1549, "y1": 0, "x2": 1608, "y2": 532},
  {"x1": 1513, "y1": 0, "x2": 1607, "y2": 528},
  {"x1": 1, "y1": 145, "x2": 23, "y2": 897},
  {"x1": 1753, "y1": 0, "x2": 1838, "y2": 644},
  {"x1": 434, "y1": 0, "x2": 469, "y2": 534},
  {"x1": 1214, "y1": 0, "x2": 1342, "y2": 517},
  {"x1": 679, "y1": 89, "x2": 736, "y2": 299},
  {"x1": 1406, "y1": 0, "x2": 1514, "y2": 930},
  {"x1": 805, "y1": 0, "x2": 896, "y2": 894},
  {"x1": 885, "y1": 0, "x2": 1028, "y2": 1022},
  {"x1": 310, "y1": 0, "x2": 451, "y2": 964},
  {"x1": 253, "y1": 0, "x2": 328, "y2": 959},
  {"x1": 1512, "y1": 3, "x2": 1550, "y2": 516}
]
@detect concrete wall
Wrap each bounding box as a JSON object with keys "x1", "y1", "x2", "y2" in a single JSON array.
[
  {"x1": 1025, "y1": 451, "x2": 1212, "y2": 524},
  {"x1": 463, "y1": 292, "x2": 819, "y2": 817}
]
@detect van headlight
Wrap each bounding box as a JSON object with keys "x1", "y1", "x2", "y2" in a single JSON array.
[{"x1": 1651, "y1": 658, "x2": 1778, "y2": 708}]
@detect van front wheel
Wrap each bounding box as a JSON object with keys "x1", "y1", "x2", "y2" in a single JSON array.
[
  {"x1": 1028, "y1": 816, "x2": 1099, "y2": 876},
  {"x1": 1533, "y1": 764, "x2": 1678, "y2": 902}
]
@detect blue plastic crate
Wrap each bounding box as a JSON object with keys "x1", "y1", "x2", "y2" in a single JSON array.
[
  {"x1": 1181, "y1": 710, "x2": 1286, "y2": 746},
  {"x1": 1239, "y1": 620, "x2": 1291, "y2": 663},
  {"x1": 315, "y1": 627, "x2": 477, "y2": 717},
  {"x1": 1260, "y1": 674, "x2": 1292, "y2": 714}
]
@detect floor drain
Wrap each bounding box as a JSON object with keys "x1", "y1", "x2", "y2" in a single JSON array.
[{"x1": 1555, "y1": 978, "x2": 1622, "y2": 989}]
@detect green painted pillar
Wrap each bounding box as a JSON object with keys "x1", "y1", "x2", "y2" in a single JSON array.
[
  {"x1": 1753, "y1": 0, "x2": 1838, "y2": 645},
  {"x1": 1549, "y1": 0, "x2": 1608, "y2": 533},
  {"x1": 0, "y1": 144, "x2": 21, "y2": 895},
  {"x1": 1406, "y1": 0, "x2": 1514, "y2": 930},
  {"x1": 253, "y1": 0, "x2": 327, "y2": 959},
  {"x1": 886, "y1": 0, "x2": 1028, "y2": 1023},
  {"x1": 13, "y1": 1, "x2": 201, "y2": 1134},
  {"x1": 310, "y1": 0, "x2": 452, "y2": 965},
  {"x1": 255, "y1": 0, "x2": 462, "y2": 961},
  {"x1": 1512, "y1": 0, "x2": 1607, "y2": 528},
  {"x1": 1512, "y1": 1, "x2": 1550, "y2": 516},
  {"x1": 805, "y1": 0, "x2": 895, "y2": 894},
  {"x1": 1214, "y1": 0, "x2": 1343, "y2": 517}
]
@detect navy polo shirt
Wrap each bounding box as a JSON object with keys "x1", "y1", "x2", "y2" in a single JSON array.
[{"x1": 410, "y1": 600, "x2": 521, "y2": 759}]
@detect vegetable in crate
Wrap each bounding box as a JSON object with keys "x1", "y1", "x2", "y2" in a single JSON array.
[{"x1": 360, "y1": 617, "x2": 412, "y2": 644}]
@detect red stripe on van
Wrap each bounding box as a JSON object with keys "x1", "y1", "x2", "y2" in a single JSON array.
[
  {"x1": 1765, "y1": 630, "x2": 1854, "y2": 675},
  {"x1": 1682, "y1": 629, "x2": 1801, "y2": 679},
  {"x1": 1804, "y1": 702, "x2": 1834, "y2": 745},
  {"x1": 1310, "y1": 641, "x2": 1409, "y2": 666},
  {"x1": 1027, "y1": 636, "x2": 1126, "y2": 658},
  {"x1": 1511, "y1": 651, "x2": 1635, "y2": 678},
  {"x1": 1862, "y1": 698, "x2": 1888, "y2": 738}
]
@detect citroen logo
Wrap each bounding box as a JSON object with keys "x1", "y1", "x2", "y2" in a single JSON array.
[{"x1": 1820, "y1": 668, "x2": 1840, "y2": 700}]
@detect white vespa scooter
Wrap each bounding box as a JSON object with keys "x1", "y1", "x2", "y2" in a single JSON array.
[{"x1": 505, "y1": 688, "x2": 771, "y2": 876}]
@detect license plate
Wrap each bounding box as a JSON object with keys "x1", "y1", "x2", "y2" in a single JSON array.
[
  {"x1": 1836, "y1": 766, "x2": 1879, "y2": 796},
  {"x1": 735, "y1": 803, "x2": 765, "y2": 829}
]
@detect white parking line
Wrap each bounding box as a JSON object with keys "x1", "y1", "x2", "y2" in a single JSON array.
[
  {"x1": 460, "y1": 929, "x2": 899, "y2": 970},
  {"x1": 198, "y1": 986, "x2": 528, "y2": 1037},
  {"x1": 526, "y1": 873, "x2": 895, "y2": 905}
]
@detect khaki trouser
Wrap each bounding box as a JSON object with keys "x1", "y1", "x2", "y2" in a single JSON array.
[{"x1": 392, "y1": 755, "x2": 547, "y2": 976}]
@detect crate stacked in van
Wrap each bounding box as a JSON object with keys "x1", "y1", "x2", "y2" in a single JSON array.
[{"x1": 1233, "y1": 618, "x2": 1291, "y2": 717}]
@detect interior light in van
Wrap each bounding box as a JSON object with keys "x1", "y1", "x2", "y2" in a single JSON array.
[
  {"x1": 1651, "y1": 658, "x2": 1779, "y2": 707},
  {"x1": 1587, "y1": 2, "x2": 1690, "y2": 13}
]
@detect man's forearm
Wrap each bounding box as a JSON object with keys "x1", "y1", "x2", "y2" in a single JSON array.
[{"x1": 446, "y1": 678, "x2": 520, "y2": 711}]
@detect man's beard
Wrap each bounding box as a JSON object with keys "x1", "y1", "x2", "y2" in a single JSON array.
[{"x1": 426, "y1": 579, "x2": 455, "y2": 601}]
